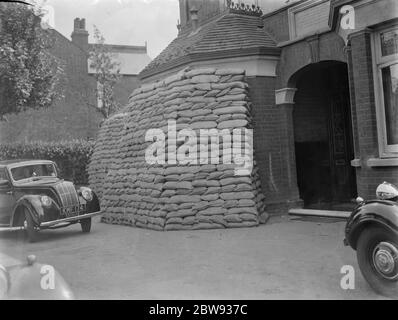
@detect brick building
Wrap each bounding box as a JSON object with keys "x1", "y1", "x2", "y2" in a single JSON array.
[
  {"x1": 139, "y1": 0, "x2": 398, "y2": 213},
  {"x1": 0, "y1": 18, "x2": 151, "y2": 143}
]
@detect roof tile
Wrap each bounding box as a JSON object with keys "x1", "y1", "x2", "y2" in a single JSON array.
[{"x1": 140, "y1": 12, "x2": 277, "y2": 78}]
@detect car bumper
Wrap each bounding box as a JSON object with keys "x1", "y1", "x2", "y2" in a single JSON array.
[{"x1": 39, "y1": 211, "x2": 101, "y2": 228}]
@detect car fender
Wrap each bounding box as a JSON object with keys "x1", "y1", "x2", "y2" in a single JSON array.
[
  {"x1": 87, "y1": 191, "x2": 100, "y2": 213},
  {"x1": 77, "y1": 187, "x2": 100, "y2": 213},
  {"x1": 11, "y1": 195, "x2": 44, "y2": 227},
  {"x1": 345, "y1": 200, "x2": 398, "y2": 249}
]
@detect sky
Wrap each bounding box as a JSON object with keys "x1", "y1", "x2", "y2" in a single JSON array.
[
  {"x1": 33, "y1": 0, "x2": 289, "y2": 59},
  {"x1": 40, "y1": 0, "x2": 180, "y2": 59}
]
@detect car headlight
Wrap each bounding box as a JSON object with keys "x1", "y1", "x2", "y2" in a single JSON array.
[
  {"x1": 81, "y1": 188, "x2": 93, "y2": 202},
  {"x1": 376, "y1": 182, "x2": 398, "y2": 200},
  {"x1": 40, "y1": 195, "x2": 52, "y2": 207}
]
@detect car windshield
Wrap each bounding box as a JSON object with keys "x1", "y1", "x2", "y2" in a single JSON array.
[{"x1": 10, "y1": 163, "x2": 57, "y2": 181}]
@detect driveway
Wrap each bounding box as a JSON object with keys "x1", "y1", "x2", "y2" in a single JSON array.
[{"x1": 0, "y1": 216, "x2": 389, "y2": 299}]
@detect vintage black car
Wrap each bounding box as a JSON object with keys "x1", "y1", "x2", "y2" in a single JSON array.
[
  {"x1": 345, "y1": 182, "x2": 398, "y2": 298},
  {"x1": 0, "y1": 159, "x2": 100, "y2": 242}
]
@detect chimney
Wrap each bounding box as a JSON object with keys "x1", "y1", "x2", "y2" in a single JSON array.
[
  {"x1": 190, "y1": 6, "x2": 199, "y2": 31},
  {"x1": 71, "y1": 18, "x2": 89, "y2": 51}
]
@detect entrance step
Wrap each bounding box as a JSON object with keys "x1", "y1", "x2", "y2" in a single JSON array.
[
  {"x1": 288, "y1": 208, "x2": 351, "y2": 219},
  {"x1": 305, "y1": 201, "x2": 356, "y2": 211}
]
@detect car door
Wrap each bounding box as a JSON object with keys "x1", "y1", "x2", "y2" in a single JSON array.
[{"x1": 0, "y1": 168, "x2": 15, "y2": 225}]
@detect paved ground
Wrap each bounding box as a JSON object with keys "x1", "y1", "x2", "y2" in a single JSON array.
[{"x1": 0, "y1": 216, "x2": 389, "y2": 299}]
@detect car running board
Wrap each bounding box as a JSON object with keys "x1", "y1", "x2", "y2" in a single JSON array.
[
  {"x1": 0, "y1": 226, "x2": 25, "y2": 232},
  {"x1": 288, "y1": 208, "x2": 351, "y2": 219}
]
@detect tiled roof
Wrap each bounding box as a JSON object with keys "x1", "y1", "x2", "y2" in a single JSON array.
[
  {"x1": 191, "y1": 14, "x2": 276, "y2": 53},
  {"x1": 139, "y1": 12, "x2": 278, "y2": 79}
]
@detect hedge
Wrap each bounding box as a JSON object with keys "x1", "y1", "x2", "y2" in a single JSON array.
[{"x1": 0, "y1": 140, "x2": 95, "y2": 185}]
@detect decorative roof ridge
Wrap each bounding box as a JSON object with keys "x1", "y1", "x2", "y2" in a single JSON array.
[{"x1": 226, "y1": 0, "x2": 263, "y2": 17}]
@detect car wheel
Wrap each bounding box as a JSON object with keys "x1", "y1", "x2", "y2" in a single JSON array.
[
  {"x1": 357, "y1": 226, "x2": 398, "y2": 298},
  {"x1": 80, "y1": 218, "x2": 91, "y2": 233},
  {"x1": 23, "y1": 207, "x2": 39, "y2": 243}
]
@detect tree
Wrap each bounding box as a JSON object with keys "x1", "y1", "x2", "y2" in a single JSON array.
[
  {"x1": 89, "y1": 26, "x2": 122, "y2": 119},
  {"x1": 0, "y1": 2, "x2": 65, "y2": 121}
]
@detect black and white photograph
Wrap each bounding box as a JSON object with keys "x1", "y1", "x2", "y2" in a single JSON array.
[{"x1": 0, "y1": 0, "x2": 397, "y2": 304}]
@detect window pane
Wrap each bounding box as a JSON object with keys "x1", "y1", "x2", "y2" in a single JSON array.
[
  {"x1": 381, "y1": 28, "x2": 398, "y2": 57},
  {"x1": 11, "y1": 164, "x2": 56, "y2": 181},
  {"x1": 381, "y1": 63, "x2": 398, "y2": 145}
]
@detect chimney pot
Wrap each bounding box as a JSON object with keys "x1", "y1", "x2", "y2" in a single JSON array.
[
  {"x1": 74, "y1": 18, "x2": 80, "y2": 30},
  {"x1": 71, "y1": 17, "x2": 89, "y2": 51}
]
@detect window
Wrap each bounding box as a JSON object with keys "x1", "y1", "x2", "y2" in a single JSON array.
[
  {"x1": 10, "y1": 164, "x2": 57, "y2": 181},
  {"x1": 372, "y1": 25, "x2": 398, "y2": 157},
  {"x1": 381, "y1": 64, "x2": 398, "y2": 146},
  {"x1": 288, "y1": 0, "x2": 331, "y2": 40}
]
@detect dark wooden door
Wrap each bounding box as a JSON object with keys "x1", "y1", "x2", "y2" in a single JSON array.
[{"x1": 326, "y1": 67, "x2": 357, "y2": 202}]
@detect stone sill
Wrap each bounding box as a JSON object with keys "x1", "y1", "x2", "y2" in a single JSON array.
[
  {"x1": 351, "y1": 158, "x2": 398, "y2": 167},
  {"x1": 367, "y1": 158, "x2": 398, "y2": 167}
]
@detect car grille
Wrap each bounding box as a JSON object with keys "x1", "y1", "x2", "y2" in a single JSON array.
[{"x1": 54, "y1": 181, "x2": 81, "y2": 217}]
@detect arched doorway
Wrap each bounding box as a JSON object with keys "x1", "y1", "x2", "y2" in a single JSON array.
[{"x1": 291, "y1": 61, "x2": 357, "y2": 209}]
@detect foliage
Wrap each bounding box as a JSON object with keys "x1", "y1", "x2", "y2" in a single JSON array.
[
  {"x1": 0, "y1": 2, "x2": 65, "y2": 121},
  {"x1": 0, "y1": 140, "x2": 95, "y2": 185},
  {"x1": 88, "y1": 25, "x2": 122, "y2": 119}
]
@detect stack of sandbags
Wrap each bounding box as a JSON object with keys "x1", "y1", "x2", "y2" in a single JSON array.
[
  {"x1": 88, "y1": 67, "x2": 268, "y2": 231},
  {"x1": 88, "y1": 112, "x2": 127, "y2": 198}
]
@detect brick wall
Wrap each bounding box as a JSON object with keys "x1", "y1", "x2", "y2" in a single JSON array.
[
  {"x1": 276, "y1": 32, "x2": 346, "y2": 89},
  {"x1": 0, "y1": 31, "x2": 101, "y2": 142},
  {"x1": 247, "y1": 76, "x2": 301, "y2": 213},
  {"x1": 0, "y1": 30, "x2": 141, "y2": 143},
  {"x1": 262, "y1": 10, "x2": 289, "y2": 43},
  {"x1": 179, "y1": 0, "x2": 224, "y2": 31}
]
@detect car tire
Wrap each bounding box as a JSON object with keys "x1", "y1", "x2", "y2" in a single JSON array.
[
  {"x1": 357, "y1": 226, "x2": 398, "y2": 298},
  {"x1": 80, "y1": 218, "x2": 91, "y2": 233},
  {"x1": 23, "y1": 207, "x2": 39, "y2": 243}
]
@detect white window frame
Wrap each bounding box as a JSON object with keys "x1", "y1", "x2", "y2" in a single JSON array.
[
  {"x1": 287, "y1": 0, "x2": 331, "y2": 40},
  {"x1": 371, "y1": 24, "x2": 398, "y2": 158}
]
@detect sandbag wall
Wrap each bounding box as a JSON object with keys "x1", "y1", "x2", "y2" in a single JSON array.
[
  {"x1": 88, "y1": 112, "x2": 126, "y2": 198},
  {"x1": 88, "y1": 67, "x2": 268, "y2": 231}
]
